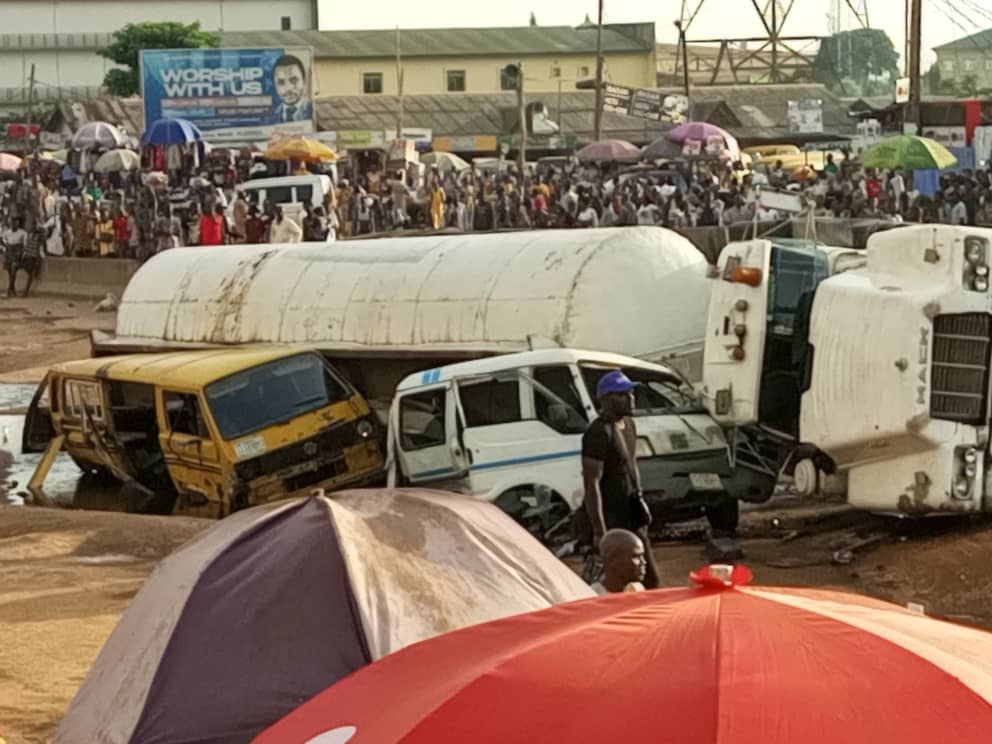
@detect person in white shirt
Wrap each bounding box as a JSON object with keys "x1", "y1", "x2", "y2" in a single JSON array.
[
  {"x1": 951, "y1": 195, "x2": 969, "y2": 225},
  {"x1": 576, "y1": 201, "x2": 599, "y2": 227},
  {"x1": 269, "y1": 206, "x2": 303, "y2": 243},
  {"x1": 589, "y1": 529, "x2": 647, "y2": 595},
  {"x1": 889, "y1": 169, "x2": 906, "y2": 203},
  {"x1": 636, "y1": 199, "x2": 661, "y2": 225}
]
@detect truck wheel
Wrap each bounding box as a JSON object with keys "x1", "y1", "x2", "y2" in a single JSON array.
[
  {"x1": 704, "y1": 497, "x2": 739, "y2": 536},
  {"x1": 496, "y1": 486, "x2": 572, "y2": 551}
]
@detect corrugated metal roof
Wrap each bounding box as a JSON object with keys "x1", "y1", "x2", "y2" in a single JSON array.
[
  {"x1": 220, "y1": 23, "x2": 654, "y2": 59},
  {"x1": 934, "y1": 28, "x2": 992, "y2": 52},
  {"x1": 46, "y1": 83, "x2": 853, "y2": 144}
]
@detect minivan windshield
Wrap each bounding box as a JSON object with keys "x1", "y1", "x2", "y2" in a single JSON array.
[
  {"x1": 580, "y1": 364, "x2": 704, "y2": 415},
  {"x1": 206, "y1": 354, "x2": 351, "y2": 439}
]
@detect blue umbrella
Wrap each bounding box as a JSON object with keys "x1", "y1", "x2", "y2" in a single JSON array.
[{"x1": 142, "y1": 117, "x2": 203, "y2": 146}]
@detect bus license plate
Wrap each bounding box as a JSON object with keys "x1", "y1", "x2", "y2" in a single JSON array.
[{"x1": 690, "y1": 473, "x2": 723, "y2": 491}]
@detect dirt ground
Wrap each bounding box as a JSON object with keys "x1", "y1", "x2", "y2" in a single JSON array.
[
  {"x1": 0, "y1": 297, "x2": 115, "y2": 385},
  {"x1": 2, "y1": 499, "x2": 992, "y2": 743}
]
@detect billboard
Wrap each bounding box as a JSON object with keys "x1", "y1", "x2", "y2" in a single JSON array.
[
  {"x1": 140, "y1": 47, "x2": 315, "y2": 142},
  {"x1": 787, "y1": 99, "x2": 823, "y2": 134},
  {"x1": 601, "y1": 84, "x2": 689, "y2": 124}
]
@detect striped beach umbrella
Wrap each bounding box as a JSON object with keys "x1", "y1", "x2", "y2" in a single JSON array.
[
  {"x1": 256, "y1": 564, "x2": 992, "y2": 744},
  {"x1": 55, "y1": 490, "x2": 592, "y2": 744}
]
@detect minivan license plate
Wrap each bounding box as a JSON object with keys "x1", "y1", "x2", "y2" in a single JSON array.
[{"x1": 690, "y1": 473, "x2": 723, "y2": 491}]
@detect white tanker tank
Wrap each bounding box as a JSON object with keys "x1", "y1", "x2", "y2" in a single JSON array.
[{"x1": 98, "y1": 227, "x2": 713, "y2": 399}]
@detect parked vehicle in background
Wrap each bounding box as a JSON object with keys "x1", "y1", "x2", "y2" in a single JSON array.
[
  {"x1": 22, "y1": 348, "x2": 383, "y2": 517},
  {"x1": 387, "y1": 349, "x2": 775, "y2": 547},
  {"x1": 232, "y1": 174, "x2": 333, "y2": 227},
  {"x1": 702, "y1": 226, "x2": 992, "y2": 518}
]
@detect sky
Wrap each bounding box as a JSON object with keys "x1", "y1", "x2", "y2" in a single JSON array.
[{"x1": 316, "y1": 0, "x2": 992, "y2": 67}]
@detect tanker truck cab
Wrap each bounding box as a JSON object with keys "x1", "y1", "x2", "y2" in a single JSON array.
[{"x1": 387, "y1": 349, "x2": 750, "y2": 547}]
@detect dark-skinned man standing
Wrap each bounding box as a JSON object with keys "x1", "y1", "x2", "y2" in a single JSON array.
[{"x1": 581, "y1": 369, "x2": 661, "y2": 589}]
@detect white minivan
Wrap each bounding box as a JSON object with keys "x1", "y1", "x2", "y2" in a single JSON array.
[
  {"x1": 386, "y1": 349, "x2": 775, "y2": 547},
  {"x1": 232, "y1": 174, "x2": 333, "y2": 226}
]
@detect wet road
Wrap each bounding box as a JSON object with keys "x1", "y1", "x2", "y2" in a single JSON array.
[{"x1": 0, "y1": 383, "x2": 119, "y2": 508}]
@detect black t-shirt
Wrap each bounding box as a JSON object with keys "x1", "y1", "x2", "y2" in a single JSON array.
[{"x1": 581, "y1": 416, "x2": 637, "y2": 529}]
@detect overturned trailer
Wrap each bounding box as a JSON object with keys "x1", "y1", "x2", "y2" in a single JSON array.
[{"x1": 96, "y1": 227, "x2": 714, "y2": 400}]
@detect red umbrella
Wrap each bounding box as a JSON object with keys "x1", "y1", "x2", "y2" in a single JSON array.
[
  {"x1": 255, "y1": 565, "x2": 992, "y2": 744},
  {"x1": 575, "y1": 139, "x2": 641, "y2": 163}
]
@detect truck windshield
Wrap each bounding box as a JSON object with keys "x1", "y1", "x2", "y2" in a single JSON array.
[
  {"x1": 205, "y1": 354, "x2": 351, "y2": 439},
  {"x1": 580, "y1": 364, "x2": 704, "y2": 415}
]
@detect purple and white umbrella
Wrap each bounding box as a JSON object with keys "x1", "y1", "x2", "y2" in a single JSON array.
[
  {"x1": 666, "y1": 121, "x2": 741, "y2": 160},
  {"x1": 71, "y1": 121, "x2": 125, "y2": 150},
  {"x1": 575, "y1": 139, "x2": 642, "y2": 163},
  {"x1": 55, "y1": 490, "x2": 592, "y2": 744}
]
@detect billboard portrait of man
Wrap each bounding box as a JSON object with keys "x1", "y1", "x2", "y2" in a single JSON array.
[{"x1": 273, "y1": 53, "x2": 313, "y2": 123}]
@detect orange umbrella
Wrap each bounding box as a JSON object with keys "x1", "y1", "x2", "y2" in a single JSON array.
[{"x1": 264, "y1": 138, "x2": 336, "y2": 162}]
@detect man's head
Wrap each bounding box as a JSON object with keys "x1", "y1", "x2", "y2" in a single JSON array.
[
  {"x1": 596, "y1": 369, "x2": 637, "y2": 419},
  {"x1": 273, "y1": 54, "x2": 307, "y2": 107},
  {"x1": 599, "y1": 529, "x2": 647, "y2": 589}
]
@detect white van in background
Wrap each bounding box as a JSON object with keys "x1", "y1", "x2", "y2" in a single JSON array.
[
  {"x1": 386, "y1": 349, "x2": 775, "y2": 548},
  {"x1": 232, "y1": 174, "x2": 333, "y2": 226}
]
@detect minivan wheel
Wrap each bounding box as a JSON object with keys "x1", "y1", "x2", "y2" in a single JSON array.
[{"x1": 496, "y1": 486, "x2": 573, "y2": 552}]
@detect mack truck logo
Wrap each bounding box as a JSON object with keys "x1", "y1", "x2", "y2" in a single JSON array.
[{"x1": 917, "y1": 326, "x2": 929, "y2": 405}]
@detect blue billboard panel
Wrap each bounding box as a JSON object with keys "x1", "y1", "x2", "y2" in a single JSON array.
[{"x1": 140, "y1": 47, "x2": 315, "y2": 142}]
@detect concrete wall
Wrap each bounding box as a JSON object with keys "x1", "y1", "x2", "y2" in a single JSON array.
[
  {"x1": 0, "y1": 0, "x2": 315, "y2": 34},
  {"x1": 935, "y1": 49, "x2": 992, "y2": 88},
  {"x1": 3, "y1": 257, "x2": 139, "y2": 299},
  {"x1": 0, "y1": 49, "x2": 117, "y2": 90},
  {"x1": 313, "y1": 51, "x2": 656, "y2": 97}
]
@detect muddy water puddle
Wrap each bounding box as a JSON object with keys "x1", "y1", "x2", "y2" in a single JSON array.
[{"x1": 0, "y1": 383, "x2": 123, "y2": 509}]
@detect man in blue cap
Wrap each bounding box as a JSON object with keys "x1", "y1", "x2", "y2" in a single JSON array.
[{"x1": 581, "y1": 369, "x2": 661, "y2": 588}]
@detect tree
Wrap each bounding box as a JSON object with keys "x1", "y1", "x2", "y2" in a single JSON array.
[
  {"x1": 811, "y1": 28, "x2": 900, "y2": 96},
  {"x1": 100, "y1": 22, "x2": 220, "y2": 96},
  {"x1": 529, "y1": 12, "x2": 538, "y2": 26}
]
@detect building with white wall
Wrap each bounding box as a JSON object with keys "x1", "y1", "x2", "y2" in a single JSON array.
[{"x1": 0, "y1": 0, "x2": 318, "y2": 112}]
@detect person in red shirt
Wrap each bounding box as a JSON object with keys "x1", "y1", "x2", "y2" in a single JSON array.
[
  {"x1": 199, "y1": 205, "x2": 227, "y2": 246},
  {"x1": 243, "y1": 205, "x2": 269, "y2": 244},
  {"x1": 864, "y1": 169, "x2": 882, "y2": 201},
  {"x1": 112, "y1": 206, "x2": 132, "y2": 257}
]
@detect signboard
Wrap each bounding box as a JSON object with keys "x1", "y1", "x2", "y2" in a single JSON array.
[
  {"x1": 601, "y1": 85, "x2": 688, "y2": 124},
  {"x1": 140, "y1": 47, "x2": 315, "y2": 142},
  {"x1": 787, "y1": 99, "x2": 823, "y2": 134},
  {"x1": 602, "y1": 84, "x2": 634, "y2": 115},
  {"x1": 895, "y1": 77, "x2": 910, "y2": 104},
  {"x1": 759, "y1": 189, "x2": 804, "y2": 214}
]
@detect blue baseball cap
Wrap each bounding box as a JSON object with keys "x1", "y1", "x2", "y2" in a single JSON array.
[{"x1": 596, "y1": 369, "x2": 640, "y2": 399}]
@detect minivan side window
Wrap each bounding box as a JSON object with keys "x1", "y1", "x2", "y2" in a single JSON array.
[
  {"x1": 400, "y1": 389, "x2": 446, "y2": 450},
  {"x1": 533, "y1": 365, "x2": 588, "y2": 434},
  {"x1": 458, "y1": 378, "x2": 521, "y2": 427},
  {"x1": 265, "y1": 185, "x2": 293, "y2": 204},
  {"x1": 295, "y1": 184, "x2": 313, "y2": 203},
  {"x1": 164, "y1": 391, "x2": 210, "y2": 439}
]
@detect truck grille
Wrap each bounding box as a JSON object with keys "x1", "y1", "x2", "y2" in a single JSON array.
[
  {"x1": 930, "y1": 313, "x2": 992, "y2": 424},
  {"x1": 236, "y1": 423, "x2": 358, "y2": 481}
]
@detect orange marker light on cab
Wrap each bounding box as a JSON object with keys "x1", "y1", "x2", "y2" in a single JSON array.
[{"x1": 731, "y1": 266, "x2": 763, "y2": 287}]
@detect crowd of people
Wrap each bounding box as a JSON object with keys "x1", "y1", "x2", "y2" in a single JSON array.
[{"x1": 4, "y1": 141, "x2": 992, "y2": 297}]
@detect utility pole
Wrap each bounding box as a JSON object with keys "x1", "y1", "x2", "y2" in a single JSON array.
[
  {"x1": 395, "y1": 27, "x2": 404, "y2": 137},
  {"x1": 26, "y1": 63, "x2": 36, "y2": 128},
  {"x1": 593, "y1": 0, "x2": 604, "y2": 142},
  {"x1": 908, "y1": 0, "x2": 922, "y2": 134},
  {"x1": 770, "y1": 0, "x2": 778, "y2": 83},
  {"x1": 516, "y1": 62, "x2": 527, "y2": 174},
  {"x1": 675, "y1": 20, "x2": 690, "y2": 100}
]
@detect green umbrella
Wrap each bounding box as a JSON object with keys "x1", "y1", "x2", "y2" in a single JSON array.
[{"x1": 860, "y1": 135, "x2": 957, "y2": 170}]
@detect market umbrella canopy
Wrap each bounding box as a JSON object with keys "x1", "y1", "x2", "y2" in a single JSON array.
[
  {"x1": 142, "y1": 117, "x2": 203, "y2": 146},
  {"x1": 0, "y1": 153, "x2": 22, "y2": 172},
  {"x1": 421, "y1": 151, "x2": 470, "y2": 172},
  {"x1": 71, "y1": 121, "x2": 125, "y2": 149},
  {"x1": 257, "y1": 564, "x2": 992, "y2": 744},
  {"x1": 861, "y1": 134, "x2": 957, "y2": 170},
  {"x1": 264, "y1": 137, "x2": 337, "y2": 162},
  {"x1": 93, "y1": 148, "x2": 140, "y2": 173},
  {"x1": 575, "y1": 138, "x2": 641, "y2": 163},
  {"x1": 666, "y1": 121, "x2": 741, "y2": 160},
  {"x1": 641, "y1": 136, "x2": 684, "y2": 161},
  {"x1": 55, "y1": 490, "x2": 591, "y2": 744}
]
